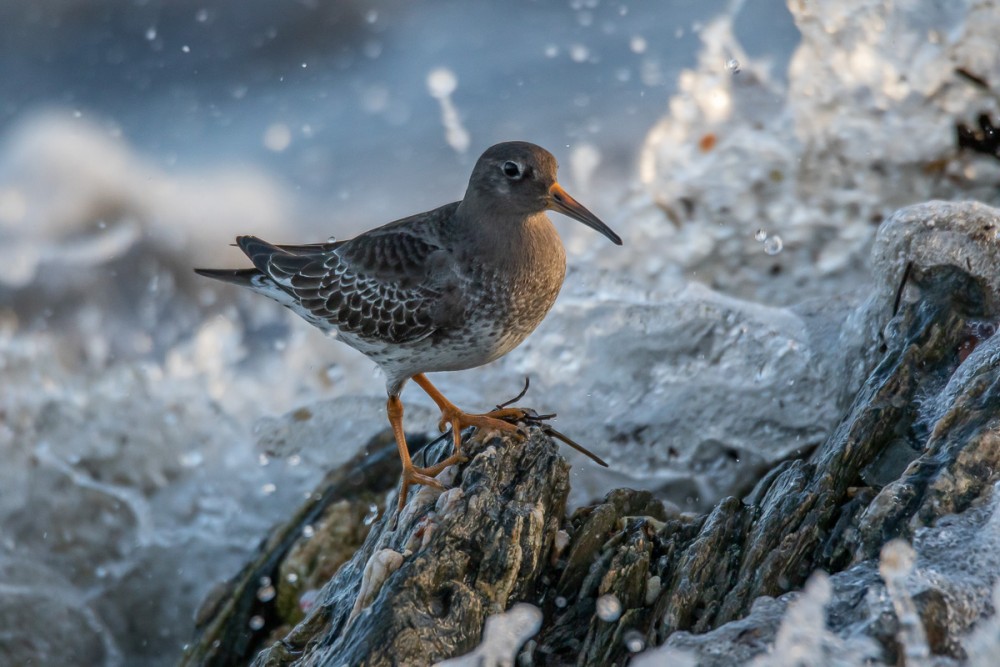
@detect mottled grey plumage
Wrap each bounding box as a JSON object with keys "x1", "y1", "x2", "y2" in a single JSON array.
[{"x1": 196, "y1": 141, "x2": 621, "y2": 506}]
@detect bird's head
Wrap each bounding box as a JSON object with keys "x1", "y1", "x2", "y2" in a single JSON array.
[{"x1": 464, "y1": 141, "x2": 622, "y2": 245}]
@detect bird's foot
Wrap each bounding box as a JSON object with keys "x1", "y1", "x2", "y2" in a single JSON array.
[
  {"x1": 435, "y1": 407, "x2": 608, "y2": 468},
  {"x1": 416, "y1": 451, "x2": 469, "y2": 477},
  {"x1": 397, "y1": 452, "x2": 470, "y2": 510},
  {"x1": 437, "y1": 407, "x2": 526, "y2": 447},
  {"x1": 398, "y1": 464, "x2": 445, "y2": 511},
  {"x1": 472, "y1": 404, "x2": 611, "y2": 469}
]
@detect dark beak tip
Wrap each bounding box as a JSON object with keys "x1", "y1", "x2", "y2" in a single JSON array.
[
  {"x1": 548, "y1": 182, "x2": 622, "y2": 246},
  {"x1": 593, "y1": 227, "x2": 623, "y2": 246}
]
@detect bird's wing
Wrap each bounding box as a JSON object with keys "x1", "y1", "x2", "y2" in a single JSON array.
[{"x1": 244, "y1": 204, "x2": 465, "y2": 345}]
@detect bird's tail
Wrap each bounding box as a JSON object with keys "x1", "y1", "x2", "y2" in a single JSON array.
[
  {"x1": 194, "y1": 235, "x2": 285, "y2": 287},
  {"x1": 194, "y1": 235, "x2": 305, "y2": 301},
  {"x1": 236, "y1": 235, "x2": 285, "y2": 274},
  {"x1": 193, "y1": 267, "x2": 262, "y2": 287}
]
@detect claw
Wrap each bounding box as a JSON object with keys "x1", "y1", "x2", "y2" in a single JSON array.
[
  {"x1": 417, "y1": 453, "x2": 468, "y2": 477},
  {"x1": 407, "y1": 468, "x2": 444, "y2": 489},
  {"x1": 398, "y1": 465, "x2": 446, "y2": 510}
]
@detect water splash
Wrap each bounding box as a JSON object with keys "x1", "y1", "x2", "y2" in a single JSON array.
[{"x1": 427, "y1": 67, "x2": 470, "y2": 154}]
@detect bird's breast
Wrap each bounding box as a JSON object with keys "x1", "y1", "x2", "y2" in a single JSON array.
[{"x1": 459, "y1": 217, "x2": 567, "y2": 353}]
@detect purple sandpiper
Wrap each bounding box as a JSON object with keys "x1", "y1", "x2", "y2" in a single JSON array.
[{"x1": 196, "y1": 141, "x2": 622, "y2": 507}]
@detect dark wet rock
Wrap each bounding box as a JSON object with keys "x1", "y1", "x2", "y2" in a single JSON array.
[
  {"x1": 179, "y1": 429, "x2": 412, "y2": 667},
  {"x1": 183, "y1": 426, "x2": 570, "y2": 667},
  {"x1": 252, "y1": 427, "x2": 569, "y2": 667},
  {"x1": 186, "y1": 201, "x2": 1000, "y2": 666}
]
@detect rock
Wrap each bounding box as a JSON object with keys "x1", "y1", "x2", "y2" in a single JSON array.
[
  {"x1": 184, "y1": 426, "x2": 569, "y2": 666},
  {"x1": 187, "y1": 202, "x2": 1000, "y2": 666},
  {"x1": 252, "y1": 427, "x2": 568, "y2": 667},
  {"x1": 433, "y1": 603, "x2": 543, "y2": 667}
]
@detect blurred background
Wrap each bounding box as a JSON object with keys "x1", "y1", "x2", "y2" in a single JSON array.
[
  {"x1": 5, "y1": 0, "x2": 998, "y2": 665},
  {"x1": 0, "y1": 0, "x2": 797, "y2": 228}
]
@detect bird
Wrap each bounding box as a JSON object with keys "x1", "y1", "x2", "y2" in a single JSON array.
[{"x1": 195, "y1": 141, "x2": 622, "y2": 508}]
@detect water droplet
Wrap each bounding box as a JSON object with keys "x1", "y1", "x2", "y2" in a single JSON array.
[
  {"x1": 179, "y1": 450, "x2": 204, "y2": 468},
  {"x1": 248, "y1": 615, "x2": 265, "y2": 631},
  {"x1": 726, "y1": 58, "x2": 741, "y2": 74},
  {"x1": 286, "y1": 572, "x2": 299, "y2": 584},
  {"x1": 288, "y1": 454, "x2": 301, "y2": 466},
  {"x1": 181, "y1": 44, "x2": 191, "y2": 53},
  {"x1": 261, "y1": 483, "x2": 277, "y2": 496},
  {"x1": 764, "y1": 235, "x2": 784, "y2": 255},
  {"x1": 263, "y1": 123, "x2": 292, "y2": 152},
  {"x1": 623, "y1": 629, "x2": 646, "y2": 653},
  {"x1": 554, "y1": 596, "x2": 567, "y2": 608},
  {"x1": 257, "y1": 584, "x2": 276, "y2": 602},
  {"x1": 595, "y1": 593, "x2": 622, "y2": 622},
  {"x1": 363, "y1": 503, "x2": 379, "y2": 526},
  {"x1": 95, "y1": 566, "x2": 107, "y2": 578},
  {"x1": 195, "y1": 9, "x2": 208, "y2": 23},
  {"x1": 569, "y1": 44, "x2": 589, "y2": 63},
  {"x1": 302, "y1": 524, "x2": 315, "y2": 538},
  {"x1": 365, "y1": 9, "x2": 378, "y2": 23},
  {"x1": 754, "y1": 229, "x2": 767, "y2": 242},
  {"x1": 630, "y1": 36, "x2": 647, "y2": 54},
  {"x1": 544, "y1": 44, "x2": 559, "y2": 58},
  {"x1": 258, "y1": 453, "x2": 270, "y2": 467},
  {"x1": 145, "y1": 27, "x2": 157, "y2": 41},
  {"x1": 426, "y1": 67, "x2": 458, "y2": 99}
]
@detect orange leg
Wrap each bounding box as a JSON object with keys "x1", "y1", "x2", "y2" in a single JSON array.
[
  {"x1": 411, "y1": 373, "x2": 524, "y2": 456},
  {"x1": 387, "y1": 396, "x2": 466, "y2": 509}
]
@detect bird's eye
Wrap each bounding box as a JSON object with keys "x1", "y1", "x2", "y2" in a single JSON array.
[{"x1": 502, "y1": 161, "x2": 523, "y2": 179}]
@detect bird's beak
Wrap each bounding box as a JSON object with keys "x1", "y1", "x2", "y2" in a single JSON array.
[{"x1": 547, "y1": 183, "x2": 622, "y2": 245}]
